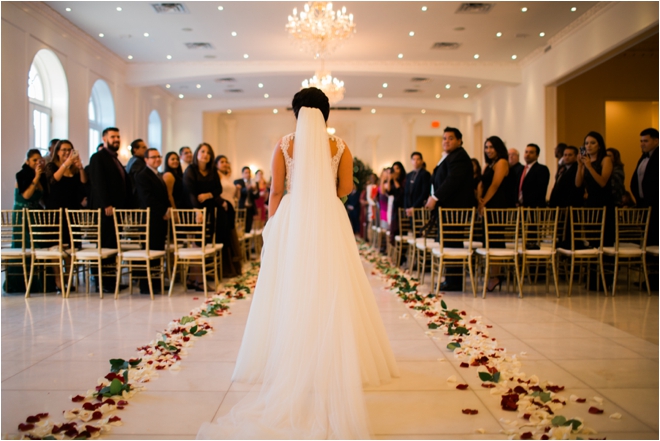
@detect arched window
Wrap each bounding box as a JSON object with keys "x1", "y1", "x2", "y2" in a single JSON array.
[
  {"x1": 148, "y1": 110, "x2": 162, "y2": 152},
  {"x1": 88, "y1": 79, "x2": 115, "y2": 157},
  {"x1": 27, "y1": 49, "x2": 68, "y2": 155}
]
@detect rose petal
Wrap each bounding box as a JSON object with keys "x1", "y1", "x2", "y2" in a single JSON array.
[
  {"x1": 609, "y1": 412, "x2": 622, "y2": 419},
  {"x1": 460, "y1": 362, "x2": 469, "y2": 368},
  {"x1": 446, "y1": 375, "x2": 457, "y2": 383},
  {"x1": 521, "y1": 432, "x2": 533, "y2": 440},
  {"x1": 18, "y1": 423, "x2": 35, "y2": 431},
  {"x1": 588, "y1": 407, "x2": 604, "y2": 414},
  {"x1": 72, "y1": 395, "x2": 86, "y2": 402},
  {"x1": 456, "y1": 384, "x2": 469, "y2": 390}
]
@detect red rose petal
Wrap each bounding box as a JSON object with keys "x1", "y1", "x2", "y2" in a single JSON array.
[
  {"x1": 155, "y1": 365, "x2": 165, "y2": 370},
  {"x1": 36, "y1": 413, "x2": 48, "y2": 419},
  {"x1": 108, "y1": 416, "x2": 121, "y2": 423},
  {"x1": 18, "y1": 423, "x2": 35, "y2": 431},
  {"x1": 104, "y1": 398, "x2": 116, "y2": 405},
  {"x1": 456, "y1": 384, "x2": 468, "y2": 390},
  {"x1": 85, "y1": 425, "x2": 101, "y2": 433},
  {"x1": 91, "y1": 411, "x2": 103, "y2": 420},
  {"x1": 481, "y1": 383, "x2": 495, "y2": 388},
  {"x1": 541, "y1": 435, "x2": 549, "y2": 440},
  {"x1": 577, "y1": 398, "x2": 587, "y2": 403},
  {"x1": 523, "y1": 413, "x2": 531, "y2": 420},
  {"x1": 514, "y1": 386, "x2": 528, "y2": 394},
  {"x1": 117, "y1": 400, "x2": 128, "y2": 406},
  {"x1": 460, "y1": 362, "x2": 469, "y2": 368},
  {"x1": 521, "y1": 432, "x2": 533, "y2": 440},
  {"x1": 65, "y1": 429, "x2": 79, "y2": 438},
  {"x1": 546, "y1": 385, "x2": 565, "y2": 393},
  {"x1": 589, "y1": 407, "x2": 604, "y2": 414},
  {"x1": 26, "y1": 416, "x2": 39, "y2": 423},
  {"x1": 500, "y1": 393, "x2": 519, "y2": 411},
  {"x1": 117, "y1": 406, "x2": 125, "y2": 410}
]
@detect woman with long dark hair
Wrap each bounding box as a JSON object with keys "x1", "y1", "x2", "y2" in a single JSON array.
[
  {"x1": 214, "y1": 154, "x2": 243, "y2": 278},
  {"x1": 384, "y1": 161, "x2": 406, "y2": 245},
  {"x1": 606, "y1": 147, "x2": 625, "y2": 206},
  {"x1": 471, "y1": 157, "x2": 482, "y2": 199},
  {"x1": 162, "y1": 151, "x2": 187, "y2": 209}
]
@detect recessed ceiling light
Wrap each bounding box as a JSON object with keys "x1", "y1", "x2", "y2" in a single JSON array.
[
  {"x1": 435, "y1": 94, "x2": 441, "y2": 99},
  {"x1": 445, "y1": 84, "x2": 451, "y2": 89},
  {"x1": 231, "y1": 31, "x2": 237, "y2": 37},
  {"x1": 243, "y1": 54, "x2": 249, "y2": 59},
  {"x1": 521, "y1": 7, "x2": 528, "y2": 12},
  {"x1": 476, "y1": 84, "x2": 482, "y2": 89},
  {"x1": 196, "y1": 84, "x2": 201, "y2": 89},
  {"x1": 127, "y1": 55, "x2": 133, "y2": 60},
  {"x1": 474, "y1": 54, "x2": 479, "y2": 59},
  {"x1": 421, "y1": 109, "x2": 426, "y2": 114},
  {"x1": 264, "y1": 93, "x2": 269, "y2": 98},
  {"x1": 463, "y1": 93, "x2": 469, "y2": 98},
  {"x1": 116, "y1": 7, "x2": 122, "y2": 11},
  {"x1": 496, "y1": 32, "x2": 502, "y2": 37},
  {"x1": 273, "y1": 109, "x2": 278, "y2": 114},
  {"x1": 165, "y1": 84, "x2": 171, "y2": 88},
  {"x1": 421, "y1": 6, "x2": 427, "y2": 11},
  {"x1": 65, "y1": 7, "x2": 71, "y2": 11},
  {"x1": 511, "y1": 54, "x2": 517, "y2": 60},
  {"x1": 218, "y1": 5, "x2": 224, "y2": 10},
  {"x1": 371, "y1": 109, "x2": 376, "y2": 114},
  {"x1": 143, "y1": 32, "x2": 149, "y2": 37},
  {"x1": 166, "y1": 55, "x2": 172, "y2": 59},
  {"x1": 378, "y1": 93, "x2": 383, "y2": 98},
  {"x1": 382, "y1": 83, "x2": 388, "y2": 88},
  {"x1": 258, "y1": 83, "x2": 264, "y2": 88},
  {"x1": 409, "y1": 31, "x2": 415, "y2": 37},
  {"x1": 179, "y1": 94, "x2": 184, "y2": 99},
  {"x1": 571, "y1": 7, "x2": 577, "y2": 12},
  {"x1": 398, "y1": 54, "x2": 403, "y2": 59},
  {"x1": 207, "y1": 94, "x2": 212, "y2": 99},
  {"x1": 539, "y1": 32, "x2": 545, "y2": 37},
  {"x1": 99, "y1": 33, "x2": 104, "y2": 37},
  {"x1": 227, "y1": 109, "x2": 232, "y2": 114}
]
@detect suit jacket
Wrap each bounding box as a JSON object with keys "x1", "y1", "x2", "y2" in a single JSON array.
[
  {"x1": 89, "y1": 147, "x2": 131, "y2": 210},
  {"x1": 510, "y1": 162, "x2": 524, "y2": 203},
  {"x1": 403, "y1": 168, "x2": 431, "y2": 209},
  {"x1": 234, "y1": 179, "x2": 259, "y2": 213},
  {"x1": 548, "y1": 164, "x2": 583, "y2": 208},
  {"x1": 432, "y1": 147, "x2": 475, "y2": 208},
  {"x1": 135, "y1": 167, "x2": 171, "y2": 220},
  {"x1": 519, "y1": 162, "x2": 550, "y2": 207},
  {"x1": 631, "y1": 148, "x2": 658, "y2": 209}
]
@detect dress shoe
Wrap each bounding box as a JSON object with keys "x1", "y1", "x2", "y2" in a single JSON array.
[{"x1": 439, "y1": 281, "x2": 462, "y2": 292}]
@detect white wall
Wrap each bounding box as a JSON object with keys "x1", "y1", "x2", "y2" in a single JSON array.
[{"x1": 1, "y1": 2, "x2": 175, "y2": 209}]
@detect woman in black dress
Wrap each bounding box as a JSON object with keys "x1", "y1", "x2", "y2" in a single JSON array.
[
  {"x1": 478, "y1": 136, "x2": 515, "y2": 292},
  {"x1": 162, "y1": 152, "x2": 187, "y2": 209},
  {"x1": 384, "y1": 161, "x2": 406, "y2": 245}
]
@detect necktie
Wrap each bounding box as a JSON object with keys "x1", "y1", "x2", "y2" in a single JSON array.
[
  {"x1": 518, "y1": 165, "x2": 529, "y2": 203},
  {"x1": 642, "y1": 152, "x2": 650, "y2": 159}
]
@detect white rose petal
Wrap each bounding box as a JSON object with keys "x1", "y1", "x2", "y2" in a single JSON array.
[
  {"x1": 446, "y1": 375, "x2": 457, "y2": 383},
  {"x1": 592, "y1": 396, "x2": 604, "y2": 405},
  {"x1": 570, "y1": 394, "x2": 579, "y2": 402},
  {"x1": 609, "y1": 413, "x2": 622, "y2": 419},
  {"x1": 475, "y1": 428, "x2": 485, "y2": 434}
]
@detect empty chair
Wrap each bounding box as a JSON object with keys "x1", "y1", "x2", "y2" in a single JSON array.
[
  {"x1": 25, "y1": 209, "x2": 67, "y2": 298},
  {"x1": 1, "y1": 209, "x2": 30, "y2": 292},
  {"x1": 519, "y1": 207, "x2": 560, "y2": 297},
  {"x1": 392, "y1": 207, "x2": 412, "y2": 267}
]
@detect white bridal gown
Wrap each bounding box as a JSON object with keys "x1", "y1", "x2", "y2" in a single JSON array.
[{"x1": 197, "y1": 107, "x2": 399, "y2": 440}]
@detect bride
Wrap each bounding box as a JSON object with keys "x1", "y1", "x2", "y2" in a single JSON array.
[{"x1": 197, "y1": 88, "x2": 399, "y2": 439}]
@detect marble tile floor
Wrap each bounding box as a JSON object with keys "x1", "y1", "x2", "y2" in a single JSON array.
[{"x1": 1, "y1": 260, "x2": 658, "y2": 440}]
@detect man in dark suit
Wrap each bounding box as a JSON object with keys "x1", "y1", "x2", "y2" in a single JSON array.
[
  {"x1": 234, "y1": 166, "x2": 259, "y2": 233},
  {"x1": 517, "y1": 143, "x2": 550, "y2": 208},
  {"x1": 126, "y1": 139, "x2": 147, "y2": 206},
  {"x1": 135, "y1": 148, "x2": 171, "y2": 294},
  {"x1": 549, "y1": 146, "x2": 583, "y2": 208},
  {"x1": 404, "y1": 151, "x2": 432, "y2": 217},
  {"x1": 89, "y1": 127, "x2": 132, "y2": 292},
  {"x1": 425, "y1": 127, "x2": 476, "y2": 291},
  {"x1": 631, "y1": 128, "x2": 659, "y2": 246}
]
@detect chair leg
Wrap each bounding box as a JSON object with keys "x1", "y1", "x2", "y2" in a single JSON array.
[
  {"x1": 146, "y1": 260, "x2": 154, "y2": 300},
  {"x1": 21, "y1": 255, "x2": 29, "y2": 293},
  {"x1": 467, "y1": 258, "x2": 476, "y2": 298},
  {"x1": 551, "y1": 256, "x2": 560, "y2": 298},
  {"x1": 25, "y1": 259, "x2": 36, "y2": 299},
  {"x1": 519, "y1": 255, "x2": 527, "y2": 295},
  {"x1": 201, "y1": 259, "x2": 208, "y2": 298},
  {"x1": 514, "y1": 258, "x2": 523, "y2": 299},
  {"x1": 168, "y1": 258, "x2": 178, "y2": 296},
  {"x1": 66, "y1": 259, "x2": 75, "y2": 298},
  {"x1": 599, "y1": 254, "x2": 608, "y2": 296},
  {"x1": 429, "y1": 254, "x2": 436, "y2": 291},
  {"x1": 611, "y1": 255, "x2": 619, "y2": 297},
  {"x1": 642, "y1": 254, "x2": 651, "y2": 296},
  {"x1": 58, "y1": 259, "x2": 66, "y2": 299},
  {"x1": 567, "y1": 256, "x2": 575, "y2": 297},
  {"x1": 482, "y1": 256, "x2": 490, "y2": 299}
]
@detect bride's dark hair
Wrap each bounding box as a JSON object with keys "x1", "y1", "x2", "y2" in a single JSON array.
[{"x1": 292, "y1": 87, "x2": 330, "y2": 122}]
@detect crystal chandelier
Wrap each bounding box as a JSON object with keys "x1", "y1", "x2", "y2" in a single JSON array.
[
  {"x1": 302, "y1": 70, "x2": 345, "y2": 104},
  {"x1": 286, "y1": 2, "x2": 356, "y2": 59}
]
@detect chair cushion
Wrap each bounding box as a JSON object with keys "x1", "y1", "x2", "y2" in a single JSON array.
[
  {"x1": 1, "y1": 248, "x2": 31, "y2": 257},
  {"x1": 213, "y1": 244, "x2": 224, "y2": 252},
  {"x1": 416, "y1": 242, "x2": 439, "y2": 251},
  {"x1": 556, "y1": 247, "x2": 600, "y2": 256},
  {"x1": 177, "y1": 246, "x2": 216, "y2": 258},
  {"x1": 75, "y1": 248, "x2": 118, "y2": 259},
  {"x1": 476, "y1": 248, "x2": 517, "y2": 257},
  {"x1": 648, "y1": 246, "x2": 659, "y2": 256},
  {"x1": 120, "y1": 250, "x2": 166, "y2": 259},
  {"x1": 464, "y1": 241, "x2": 483, "y2": 249},
  {"x1": 432, "y1": 248, "x2": 472, "y2": 258},
  {"x1": 518, "y1": 249, "x2": 555, "y2": 256},
  {"x1": 33, "y1": 249, "x2": 67, "y2": 258},
  {"x1": 602, "y1": 247, "x2": 643, "y2": 256}
]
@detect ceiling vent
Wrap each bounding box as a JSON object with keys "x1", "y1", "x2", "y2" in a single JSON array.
[
  {"x1": 431, "y1": 42, "x2": 461, "y2": 50},
  {"x1": 224, "y1": 89, "x2": 243, "y2": 93},
  {"x1": 215, "y1": 78, "x2": 236, "y2": 83},
  {"x1": 404, "y1": 89, "x2": 421, "y2": 93},
  {"x1": 185, "y1": 42, "x2": 214, "y2": 50},
  {"x1": 411, "y1": 77, "x2": 431, "y2": 83},
  {"x1": 456, "y1": 3, "x2": 493, "y2": 14},
  {"x1": 151, "y1": 3, "x2": 189, "y2": 14},
  {"x1": 515, "y1": 33, "x2": 529, "y2": 38}
]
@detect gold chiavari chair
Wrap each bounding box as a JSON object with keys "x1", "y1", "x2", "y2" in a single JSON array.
[
  {"x1": 430, "y1": 208, "x2": 477, "y2": 296},
  {"x1": 519, "y1": 207, "x2": 560, "y2": 297},
  {"x1": 405, "y1": 208, "x2": 427, "y2": 273},
  {"x1": 393, "y1": 208, "x2": 412, "y2": 267},
  {"x1": 1, "y1": 209, "x2": 30, "y2": 291},
  {"x1": 25, "y1": 209, "x2": 66, "y2": 298},
  {"x1": 415, "y1": 211, "x2": 439, "y2": 283},
  {"x1": 557, "y1": 207, "x2": 607, "y2": 296}
]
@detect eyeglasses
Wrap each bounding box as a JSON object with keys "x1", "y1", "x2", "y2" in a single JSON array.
[
  {"x1": 147, "y1": 155, "x2": 162, "y2": 159},
  {"x1": 60, "y1": 149, "x2": 73, "y2": 153}
]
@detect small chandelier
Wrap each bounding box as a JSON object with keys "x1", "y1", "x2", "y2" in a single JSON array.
[
  {"x1": 302, "y1": 71, "x2": 345, "y2": 104},
  {"x1": 286, "y1": 2, "x2": 356, "y2": 59}
]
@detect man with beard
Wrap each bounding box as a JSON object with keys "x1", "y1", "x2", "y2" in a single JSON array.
[{"x1": 89, "y1": 127, "x2": 131, "y2": 293}]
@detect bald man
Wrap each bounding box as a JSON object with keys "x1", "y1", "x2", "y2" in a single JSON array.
[{"x1": 508, "y1": 148, "x2": 524, "y2": 203}]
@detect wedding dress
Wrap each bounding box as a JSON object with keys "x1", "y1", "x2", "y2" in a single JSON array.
[{"x1": 197, "y1": 107, "x2": 399, "y2": 440}]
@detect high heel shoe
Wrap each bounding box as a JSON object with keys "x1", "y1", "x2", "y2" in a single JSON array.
[{"x1": 486, "y1": 277, "x2": 502, "y2": 292}]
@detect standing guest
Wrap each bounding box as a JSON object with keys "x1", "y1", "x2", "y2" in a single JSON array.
[
  {"x1": 378, "y1": 168, "x2": 390, "y2": 230},
  {"x1": 89, "y1": 127, "x2": 132, "y2": 293},
  {"x1": 135, "y1": 148, "x2": 171, "y2": 295},
  {"x1": 478, "y1": 136, "x2": 516, "y2": 292},
  {"x1": 42, "y1": 138, "x2": 60, "y2": 164},
  {"x1": 183, "y1": 143, "x2": 222, "y2": 289},
  {"x1": 346, "y1": 183, "x2": 361, "y2": 234},
  {"x1": 253, "y1": 169, "x2": 269, "y2": 229},
  {"x1": 425, "y1": 127, "x2": 476, "y2": 291},
  {"x1": 631, "y1": 128, "x2": 659, "y2": 246},
  {"x1": 404, "y1": 152, "x2": 431, "y2": 217},
  {"x1": 215, "y1": 154, "x2": 243, "y2": 277},
  {"x1": 508, "y1": 148, "x2": 524, "y2": 182},
  {"x1": 471, "y1": 158, "x2": 482, "y2": 199},
  {"x1": 606, "y1": 148, "x2": 626, "y2": 206},
  {"x1": 179, "y1": 146, "x2": 193, "y2": 173},
  {"x1": 234, "y1": 166, "x2": 259, "y2": 233},
  {"x1": 384, "y1": 162, "x2": 406, "y2": 245},
  {"x1": 549, "y1": 146, "x2": 583, "y2": 208},
  {"x1": 517, "y1": 143, "x2": 550, "y2": 208},
  {"x1": 554, "y1": 143, "x2": 568, "y2": 176},
  {"x1": 364, "y1": 173, "x2": 379, "y2": 238},
  {"x1": 576, "y1": 131, "x2": 615, "y2": 246},
  {"x1": 126, "y1": 139, "x2": 147, "y2": 205},
  {"x1": 162, "y1": 152, "x2": 187, "y2": 210}
]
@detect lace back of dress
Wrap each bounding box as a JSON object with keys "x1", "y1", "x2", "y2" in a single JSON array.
[{"x1": 280, "y1": 132, "x2": 345, "y2": 193}]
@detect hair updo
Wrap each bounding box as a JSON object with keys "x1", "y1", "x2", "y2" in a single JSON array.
[{"x1": 292, "y1": 87, "x2": 330, "y2": 122}]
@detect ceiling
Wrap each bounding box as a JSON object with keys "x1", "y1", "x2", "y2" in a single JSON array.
[{"x1": 46, "y1": 1, "x2": 598, "y2": 108}]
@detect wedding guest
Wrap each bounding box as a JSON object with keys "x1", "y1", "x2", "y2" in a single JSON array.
[
  {"x1": 384, "y1": 162, "x2": 406, "y2": 245},
  {"x1": 517, "y1": 143, "x2": 550, "y2": 208},
  {"x1": 162, "y1": 152, "x2": 187, "y2": 209},
  {"x1": 554, "y1": 142, "x2": 568, "y2": 176},
  {"x1": 42, "y1": 138, "x2": 60, "y2": 163},
  {"x1": 215, "y1": 154, "x2": 243, "y2": 277},
  {"x1": 126, "y1": 139, "x2": 147, "y2": 205},
  {"x1": 471, "y1": 158, "x2": 482, "y2": 198},
  {"x1": 135, "y1": 148, "x2": 171, "y2": 294},
  {"x1": 606, "y1": 148, "x2": 626, "y2": 206},
  {"x1": 179, "y1": 146, "x2": 193, "y2": 173},
  {"x1": 508, "y1": 148, "x2": 524, "y2": 181},
  {"x1": 425, "y1": 127, "x2": 475, "y2": 291},
  {"x1": 234, "y1": 166, "x2": 259, "y2": 233},
  {"x1": 549, "y1": 146, "x2": 583, "y2": 208},
  {"x1": 404, "y1": 152, "x2": 431, "y2": 217},
  {"x1": 89, "y1": 127, "x2": 132, "y2": 293},
  {"x1": 365, "y1": 173, "x2": 379, "y2": 237},
  {"x1": 346, "y1": 183, "x2": 361, "y2": 234},
  {"x1": 378, "y1": 168, "x2": 390, "y2": 230},
  {"x1": 631, "y1": 128, "x2": 658, "y2": 246},
  {"x1": 254, "y1": 169, "x2": 269, "y2": 229}
]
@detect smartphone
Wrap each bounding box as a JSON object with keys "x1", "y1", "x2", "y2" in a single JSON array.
[
  {"x1": 71, "y1": 149, "x2": 79, "y2": 157},
  {"x1": 579, "y1": 146, "x2": 587, "y2": 157}
]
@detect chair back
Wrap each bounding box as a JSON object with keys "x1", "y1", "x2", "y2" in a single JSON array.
[
  {"x1": 235, "y1": 208, "x2": 247, "y2": 238},
  {"x1": 26, "y1": 209, "x2": 63, "y2": 256},
  {"x1": 556, "y1": 208, "x2": 569, "y2": 242},
  {"x1": 397, "y1": 208, "x2": 412, "y2": 238},
  {"x1": 66, "y1": 209, "x2": 102, "y2": 254},
  {"x1": 483, "y1": 208, "x2": 520, "y2": 252},
  {"x1": 569, "y1": 207, "x2": 606, "y2": 251},
  {"x1": 615, "y1": 207, "x2": 651, "y2": 252},
  {"x1": 114, "y1": 209, "x2": 150, "y2": 251},
  {"x1": 1, "y1": 209, "x2": 26, "y2": 253},
  {"x1": 409, "y1": 208, "x2": 427, "y2": 238},
  {"x1": 521, "y1": 207, "x2": 559, "y2": 251},
  {"x1": 170, "y1": 208, "x2": 207, "y2": 252},
  {"x1": 438, "y1": 208, "x2": 475, "y2": 252}
]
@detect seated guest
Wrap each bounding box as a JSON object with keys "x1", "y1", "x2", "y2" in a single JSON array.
[
  {"x1": 606, "y1": 148, "x2": 626, "y2": 206},
  {"x1": 517, "y1": 143, "x2": 550, "y2": 208},
  {"x1": 234, "y1": 166, "x2": 259, "y2": 233},
  {"x1": 179, "y1": 146, "x2": 193, "y2": 173},
  {"x1": 162, "y1": 152, "x2": 187, "y2": 209},
  {"x1": 404, "y1": 152, "x2": 431, "y2": 217},
  {"x1": 214, "y1": 154, "x2": 243, "y2": 278},
  {"x1": 135, "y1": 148, "x2": 171, "y2": 294},
  {"x1": 549, "y1": 146, "x2": 583, "y2": 208}
]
